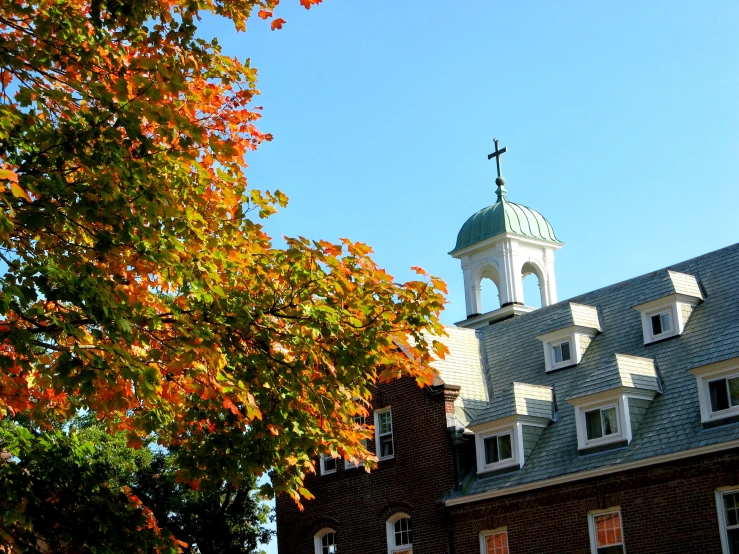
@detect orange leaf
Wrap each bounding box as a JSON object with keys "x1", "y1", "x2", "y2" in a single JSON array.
[
  {"x1": 0, "y1": 169, "x2": 18, "y2": 182},
  {"x1": 258, "y1": 9, "x2": 271, "y2": 19},
  {"x1": 300, "y1": 0, "x2": 322, "y2": 8},
  {"x1": 271, "y1": 18, "x2": 286, "y2": 30},
  {"x1": 0, "y1": 70, "x2": 11, "y2": 89},
  {"x1": 10, "y1": 183, "x2": 31, "y2": 202}
]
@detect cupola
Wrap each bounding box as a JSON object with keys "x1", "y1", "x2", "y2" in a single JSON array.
[{"x1": 450, "y1": 141, "x2": 563, "y2": 328}]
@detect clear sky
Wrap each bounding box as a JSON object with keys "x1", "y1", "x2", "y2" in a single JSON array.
[{"x1": 198, "y1": 2, "x2": 739, "y2": 551}]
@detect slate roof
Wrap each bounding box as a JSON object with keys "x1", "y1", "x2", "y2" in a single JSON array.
[{"x1": 445, "y1": 243, "x2": 739, "y2": 499}]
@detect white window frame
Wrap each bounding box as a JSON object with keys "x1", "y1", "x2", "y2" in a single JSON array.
[
  {"x1": 479, "y1": 527, "x2": 509, "y2": 553},
  {"x1": 551, "y1": 338, "x2": 574, "y2": 369},
  {"x1": 474, "y1": 418, "x2": 521, "y2": 474},
  {"x1": 716, "y1": 486, "x2": 739, "y2": 554},
  {"x1": 588, "y1": 507, "x2": 626, "y2": 554},
  {"x1": 575, "y1": 397, "x2": 627, "y2": 450},
  {"x1": 386, "y1": 512, "x2": 412, "y2": 554},
  {"x1": 314, "y1": 527, "x2": 337, "y2": 554},
  {"x1": 374, "y1": 407, "x2": 394, "y2": 461},
  {"x1": 320, "y1": 453, "x2": 338, "y2": 475},
  {"x1": 582, "y1": 403, "x2": 621, "y2": 444},
  {"x1": 634, "y1": 294, "x2": 699, "y2": 345},
  {"x1": 345, "y1": 413, "x2": 367, "y2": 469},
  {"x1": 690, "y1": 358, "x2": 739, "y2": 425},
  {"x1": 538, "y1": 326, "x2": 598, "y2": 372}
]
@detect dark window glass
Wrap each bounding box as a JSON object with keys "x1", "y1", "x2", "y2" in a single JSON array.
[
  {"x1": 323, "y1": 456, "x2": 337, "y2": 473},
  {"x1": 729, "y1": 528, "x2": 739, "y2": 554},
  {"x1": 597, "y1": 547, "x2": 624, "y2": 554},
  {"x1": 561, "y1": 341, "x2": 572, "y2": 362},
  {"x1": 602, "y1": 407, "x2": 618, "y2": 436},
  {"x1": 651, "y1": 314, "x2": 663, "y2": 336},
  {"x1": 394, "y1": 517, "x2": 411, "y2": 546},
  {"x1": 380, "y1": 435, "x2": 394, "y2": 458},
  {"x1": 586, "y1": 409, "x2": 603, "y2": 440},
  {"x1": 484, "y1": 437, "x2": 499, "y2": 465},
  {"x1": 321, "y1": 532, "x2": 337, "y2": 554},
  {"x1": 498, "y1": 434, "x2": 513, "y2": 460},
  {"x1": 730, "y1": 378, "x2": 739, "y2": 408},
  {"x1": 710, "y1": 379, "x2": 731, "y2": 412}
]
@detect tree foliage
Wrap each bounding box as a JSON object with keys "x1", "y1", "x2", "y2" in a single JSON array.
[
  {"x1": 0, "y1": 418, "x2": 272, "y2": 552},
  {"x1": 0, "y1": 0, "x2": 446, "y2": 527}
]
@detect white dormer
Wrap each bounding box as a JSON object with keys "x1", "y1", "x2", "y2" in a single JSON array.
[
  {"x1": 537, "y1": 303, "x2": 601, "y2": 372},
  {"x1": 633, "y1": 270, "x2": 703, "y2": 345}
]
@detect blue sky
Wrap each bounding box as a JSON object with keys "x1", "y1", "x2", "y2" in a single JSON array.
[{"x1": 198, "y1": 2, "x2": 738, "y2": 551}]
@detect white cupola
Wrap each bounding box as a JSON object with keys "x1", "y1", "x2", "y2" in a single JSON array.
[{"x1": 449, "y1": 141, "x2": 563, "y2": 329}]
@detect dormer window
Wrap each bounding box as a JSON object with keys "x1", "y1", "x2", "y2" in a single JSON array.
[
  {"x1": 585, "y1": 406, "x2": 619, "y2": 441},
  {"x1": 484, "y1": 432, "x2": 513, "y2": 466},
  {"x1": 709, "y1": 375, "x2": 739, "y2": 413},
  {"x1": 633, "y1": 271, "x2": 703, "y2": 345},
  {"x1": 552, "y1": 340, "x2": 572, "y2": 367},
  {"x1": 691, "y1": 359, "x2": 739, "y2": 427}
]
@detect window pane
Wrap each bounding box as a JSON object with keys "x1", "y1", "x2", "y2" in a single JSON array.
[
  {"x1": 484, "y1": 437, "x2": 499, "y2": 464},
  {"x1": 651, "y1": 314, "x2": 662, "y2": 336},
  {"x1": 660, "y1": 312, "x2": 672, "y2": 332},
  {"x1": 378, "y1": 411, "x2": 392, "y2": 434},
  {"x1": 485, "y1": 531, "x2": 509, "y2": 554},
  {"x1": 323, "y1": 456, "x2": 337, "y2": 472},
  {"x1": 710, "y1": 379, "x2": 731, "y2": 412},
  {"x1": 561, "y1": 341, "x2": 571, "y2": 362},
  {"x1": 394, "y1": 517, "x2": 411, "y2": 546},
  {"x1": 594, "y1": 512, "x2": 623, "y2": 547},
  {"x1": 553, "y1": 344, "x2": 562, "y2": 363},
  {"x1": 725, "y1": 492, "x2": 739, "y2": 528},
  {"x1": 586, "y1": 409, "x2": 603, "y2": 440},
  {"x1": 498, "y1": 434, "x2": 513, "y2": 460},
  {"x1": 321, "y1": 532, "x2": 336, "y2": 554},
  {"x1": 729, "y1": 378, "x2": 739, "y2": 408},
  {"x1": 728, "y1": 528, "x2": 739, "y2": 554},
  {"x1": 602, "y1": 407, "x2": 618, "y2": 436},
  {"x1": 597, "y1": 547, "x2": 624, "y2": 554},
  {"x1": 380, "y1": 435, "x2": 394, "y2": 458}
]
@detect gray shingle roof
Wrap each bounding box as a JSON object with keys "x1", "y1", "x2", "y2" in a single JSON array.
[{"x1": 445, "y1": 243, "x2": 739, "y2": 499}]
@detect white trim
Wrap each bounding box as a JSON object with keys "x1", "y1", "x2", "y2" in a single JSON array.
[
  {"x1": 320, "y1": 453, "x2": 338, "y2": 475},
  {"x1": 374, "y1": 406, "x2": 394, "y2": 461},
  {"x1": 314, "y1": 527, "x2": 336, "y2": 554},
  {"x1": 449, "y1": 231, "x2": 563, "y2": 258},
  {"x1": 345, "y1": 414, "x2": 367, "y2": 469},
  {"x1": 538, "y1": 326, "x2": 598, "y2": 372},
  {"x1": 444, "y1": 438, "x2": 739, "y2": 507},
  {"x1": 587, "y1": 507, "x2": 625, "y2": 554},
  {"x1": 386, "y1": 512, "x2": 412, "y2": 554},
  {"x1": 690, "y1": 358, "x2": 739, "y2": 424},
  {"x1": 571, "y1": 392, "x2": 632, "y2": 450},
  {"x1": 633, "y1": 293, "x2": 700, "y2": 345},
  {"x1": 474, "y1": 419, "x2": 521, "y2": 474},
  {"x1": 715, "y1": 485, "x2": 739, "y2": 554},
  {"x1": 479, "y1": 527, "x2": 509, "y2": 553}
]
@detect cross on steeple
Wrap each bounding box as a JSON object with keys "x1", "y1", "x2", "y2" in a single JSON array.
[{"x1": 487, "y1": 138, "x2": 507, "y2": 181}]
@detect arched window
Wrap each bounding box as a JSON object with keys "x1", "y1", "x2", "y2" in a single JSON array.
[
  {"x1": 521, "y1": 261, "x2": 544, "y2": 308},
  {"x1": 386, "y1": 513, "x2": 412, "y2": 553},
  {"x1": 314, "y1": 528, "x2": 337, "y2": 554}
]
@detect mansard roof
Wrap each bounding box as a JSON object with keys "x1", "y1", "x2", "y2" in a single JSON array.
[{"x1": 445, "y1": 242, "x2": 739, "y2": 501}]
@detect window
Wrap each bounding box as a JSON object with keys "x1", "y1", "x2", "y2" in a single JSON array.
[
  {"x1": 320, "y1": 454, "x2": 338, "y2": 475},
  {"x1": 345, "y1": 414, "x2": 366, "y2": 469},
  {"x1": 314, "y1": 528, "x2": 337, "y2": 554},
  {"x1": 689, "y1": 359, "x2": 739, "y2": 425},
  {"x1": 484, "y1": 433, "x2": 513, "y2": 465},
  {"x1": 375, "y1": 408, "x2": 394, "y2": 460},
  {"x1": 585, "y1": 406, "x2": 619, "y2": 441},
  {"x1": 717, "y1": 488, "x2": 739, "y2": 553},
  {"x1": 480, "y1": 529, "x2": 509, "y2": 554},
  {"x1": 649, "y1": 310, "x2": 673, "y2": 338},
  {"x1": 552, "y1": 340, "x2": 572, "y2": 366},
  {"x1": 588, "y1": 509, "x2": 625, "y2": 554},
  {"x1": 709, "y1": 376, "x2": 739, "y2": 413},
  {"x1": 386, "y1": 513, "x2": 412, "y2": 554}
]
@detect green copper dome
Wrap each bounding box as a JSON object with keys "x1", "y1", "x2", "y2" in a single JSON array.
[{"x1": 451, "y1": 183, "x2": 561, "y2": 253}]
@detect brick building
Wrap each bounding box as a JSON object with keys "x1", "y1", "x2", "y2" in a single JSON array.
[{"x1": 276, "y1": 172, "x2": 739, "y2": 554}]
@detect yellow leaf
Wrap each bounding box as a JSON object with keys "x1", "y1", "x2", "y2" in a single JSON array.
[{"x1": 10, "y1": 183, "x2": 31, "y2": 202}]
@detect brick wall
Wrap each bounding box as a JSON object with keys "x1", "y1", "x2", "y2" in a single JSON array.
[
  {"x1": 449, "y1": 449, "x2": 739, "y2": 554},
  {"x1": 275, "y1": 375, "x2": 458, "y2": 554}
]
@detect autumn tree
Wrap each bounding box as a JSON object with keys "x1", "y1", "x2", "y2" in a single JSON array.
[{"x1": 0, "y1": 0, "x2": 447, "y2": 548}]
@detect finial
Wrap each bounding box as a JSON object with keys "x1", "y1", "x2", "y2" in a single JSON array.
[{"x1": 488, "y1": 139, "x2": 508, "y2": 201}]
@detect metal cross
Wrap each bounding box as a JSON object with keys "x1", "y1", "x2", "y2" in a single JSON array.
[{"x1": 487, "y1": 138, "x2": 507, "y2": 178}]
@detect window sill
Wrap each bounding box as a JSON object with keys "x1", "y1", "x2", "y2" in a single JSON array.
[
  {"x1": 578, "y1": 439, "x2": 628, "y2": 456},
  {"x1": 702, "y1": 413, "x2": 739, "y2": 429},
  {"x1": 644, "y1": 332, "x2": 679, "y2": 345},
  {"x1": 477, "y1": 459, "x2": 519, "y2": 475}
]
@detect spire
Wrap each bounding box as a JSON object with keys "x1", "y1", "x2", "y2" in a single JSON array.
[{"x1": 487, "y1": 138, "x2": 507, "y2": 202}]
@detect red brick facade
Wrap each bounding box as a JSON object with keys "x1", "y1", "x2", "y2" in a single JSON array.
[
  {"x1": 450, "y1": 450, "x2": 739, "y2": 554},
  {"x1": 275, "y1": 376, "x2": 458, "y2": 554},
  {"x1": 276, "y1": 374, "x2": 739, "y2": 553}
]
